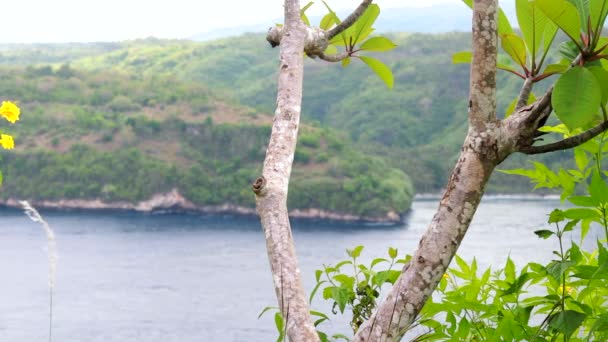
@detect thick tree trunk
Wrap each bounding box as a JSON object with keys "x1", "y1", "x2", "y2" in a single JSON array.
[
  {"x1": 353, "y1": 1, "x2": 501, "y2": 340},
  {"x1": 353, "y1": 125, "x2": 506, "y2": 341},
  {"x1": 253, "y1": 1, "x2": 320, "y2": 341}
]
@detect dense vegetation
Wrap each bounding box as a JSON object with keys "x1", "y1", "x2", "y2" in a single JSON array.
[
  {"x1": 0, "y1": 32, "x2": 572, "y2": 217},
  {"x1": 0, "y1": 63, "x2": 413, "y2": 218}
]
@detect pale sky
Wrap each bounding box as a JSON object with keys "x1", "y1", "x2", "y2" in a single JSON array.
[{"x1": 1, "y1": 0, "x2": 470, "y2": 43}]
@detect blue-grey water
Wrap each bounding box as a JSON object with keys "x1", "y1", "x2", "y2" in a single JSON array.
[{"x1": 0, "y1": 198, "x2": 602, "y2": 341}]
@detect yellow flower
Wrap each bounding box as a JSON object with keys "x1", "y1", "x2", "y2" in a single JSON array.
[
  {"x1": 0, "y1": 101, "x2": 20, "y2": 123},
  {"x1": 0, "y1": 134, "x2": 15, "y2": 149}
]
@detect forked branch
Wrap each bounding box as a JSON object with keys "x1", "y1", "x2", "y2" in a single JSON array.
[{"x1": 520, "y1": 120, "x2": 608, "y2": 154}]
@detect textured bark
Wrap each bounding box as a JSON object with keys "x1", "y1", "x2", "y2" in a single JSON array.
[
  {"x1": 254, "y1": 1, "x2": 319, "y2": 341},
  {"x1": 353, "y1": 1, "x2": 500, "y2": 340}
]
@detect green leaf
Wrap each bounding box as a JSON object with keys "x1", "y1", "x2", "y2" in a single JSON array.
[
  {"x1": 546, "y1": 260, "x2": 576, "y2": 282},
  {"x1": 552, "y1": 66, "x2": 601, "y2": 129},
  {"x1": 371, "y1": 257, "x2": 388, "y2": 268},
  {"x1": 309, "y1": 280, "x2": 326, "y2": 304},
  {"x1": 590, "y1": 0, "x2": 608, "y2": 33},
  {"x1": 568, "y1": 195, "x2": 598, "y2": 207},
  {"x1": 574, "y1": 147, "x2": 590, "y2": 170},
  {"x1": 341, "y1": 57, "x2": 350, "y2": 67},
  {"x1": 534, "y1": 229, "x2": 555, "y2": 239},
  {"x1": 516, "y1": 0, "x2": 552, "y2": 55},
  {"x1": 353, "y1": 4, "x2": 380, "y2": 45},
  {"x1": 563, "y1": 207, "x2": 599, "y2": 220},
  {"x1": 300, "y1": 1, "x2": 314, "y2": 26},
  {"x1": 590, "y1": 170, "x2": 608, "y2": 204},
  {"x1": 548, "y1": 310, "x2": 586, "y2": 338},
  {"x1": 359, "y1": 56, "x2": 394, "y2": 89},
  {"x1": 258, "y1": 306, "x2": 277, "y2": 319},
  {"x1": 319, "y1": 13, "x2": 336, "y2": 30},
  {"x1": 500, "y1": 33, "x2": 528, "y2": 67},
  {"x1": 542, "y1": 63, "x2": 569, "y2": 76},
  {"x1": 324, "y1": 44, "x2": 338, "y2": 55},
  {"x1": 274, "y1": 312, "x2": 285, "y2": 342},
  {"x1": 452, "y1": 51, "x2": 472, "y2": 64},
  {"x1": 349, "y1": 245, "x2": 364, "y2": 258},
  {"x1": 536, "y1": 0, "x2": 582, "y2": 43},
  {"x1": 359, "y1": 36, "x2": 397, "y2": 52},
  {"x1": 549, "y1": 208, "x2": 565, "y2": 223},
  {"x1": 388, "y1": 247, "x2": 398, "y2": 259},
  {"x1": 333, "y1": 274, "x2": 355, "y2": 289},
  {"x1": 589, "y1": 66, "x2": 608, "y2": 105}
]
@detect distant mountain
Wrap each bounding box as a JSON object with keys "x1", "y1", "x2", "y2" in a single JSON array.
[{"x1": 191, "y1": 2, "x2": 517, "y2": 41}]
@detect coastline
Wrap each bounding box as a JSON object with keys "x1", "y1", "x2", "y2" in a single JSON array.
[{"x1": 0, "y1": 188, "x2": 405, "y2": 224}]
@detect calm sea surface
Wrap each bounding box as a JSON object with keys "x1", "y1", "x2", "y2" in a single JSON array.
[{"x1": 0, "y1": 198, "x2": 602, "y2": 341}]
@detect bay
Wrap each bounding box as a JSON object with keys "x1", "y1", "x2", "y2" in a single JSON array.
[{"x1": 0, "y1": 198, "x2": 600, "y2": 341}]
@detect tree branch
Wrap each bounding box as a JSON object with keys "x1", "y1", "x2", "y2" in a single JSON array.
[
  {"x1": 318, "y1": 51, "x2": 349, "y2": 62},
  {"x1": 515, "y1": 77, "x2": 534, "y2": 111},
  {"x1": 519, "y1": 120, "x2": 608, "y2": 154},
  {"x1": 468, "y1": 0, "x2": 499, "y2": 129},
  {"x1": 327, "y1": 0, "x2": 373, "y2": 40},
  {"x1": 255, "y1": 1, "x2": 320, "y2": 341}
]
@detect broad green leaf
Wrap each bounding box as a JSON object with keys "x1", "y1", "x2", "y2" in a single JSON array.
[
  {"x1": 589, "y1": 66, "x2": 608, "y2": 105},
  {"x1": 354, "y1": 4, "x2": 380, "y2": 45},
  {"x1": 333, "y1": 274, "x2": 355, "y2": 288},
  {"x1": 324, "y1": 44, "x2": 337, "y2": 55},
  {"x1": 371, "y1": 257, "x2": 388, "y2": 268},
  {"x1": 319, "y1": 13, "x2": 336, "y2": 30},
  {"x1": 552, "y1": 66, "x2": 601, "y2": 129},
  {"x1": 590, "y1": 170, "x2": 608, "y2": 204},
  {"x1": 359, "y1": 36, "x2": 397, "y2": 52},
  {"x1": 542, "y1": 63, "x2": 569, "y2": 75},
  {"x1": 501, "y1": 33, "x2": 528, "y2": 67},
  {"x1": 536, "y1": 0, "x2": 582, "y2": 42},
  {"x1": 568, "y1": 195, "x2": 598, "y2": 207},
  {"x1": 548, "y1": 310, "x2": 586, "y2": 338},
  {"x1": 569, "y1": 0, "x2": 590, "y2": 30},
  {"x1": 309, "y1": 280, "x2": 326, "y2": 303},
  {"x1": 559, "y1": 41, "x2": 580, "y2": 60},
  {"x1": 546, "y1": 260, "x2": 576, "y2": 282},
  {"x1": 590, "y1": 0, "x2": 608, "y2": 34},
  {"x1": 542, "y1": 21, "x2": 559, "y2": 54},
  {"x1": 517, "y1": 0, "x2": 552, "y2": 55},
  {"x1": 574, "y1": 148, "x2": 590, "y2": 170},
  {"x1": 563, "y1": 207, "x2": 600, "y2": 220},
  {"x1": 534, "y1": 229, "x2": 555, "y2": 239},
  {"x1": 359, "y1": 56, "x2": 394, "y2": 89}
]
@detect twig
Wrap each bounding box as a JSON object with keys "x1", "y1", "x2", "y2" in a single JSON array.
[
  {"x1": 20, "y1": 201, "x2": 57, "y2": 342},
  {"x1": 520, "y1": 120, "x2": 608, "y2": 154}
]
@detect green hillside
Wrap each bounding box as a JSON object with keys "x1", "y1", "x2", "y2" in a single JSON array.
[
  {"x1": 0, "y1": 64, "x2": 413, "y2": 218},
  {"x1": 0, "y1": 32, "x2": 569, "y2": 218},
  {"x1": 68, "y1": 33, "x2": 567, "y2": 192}
]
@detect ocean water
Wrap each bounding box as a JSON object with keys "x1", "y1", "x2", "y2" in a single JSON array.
[{"x1": 0, "y1": 198, "x2": 601, "y2": 341}]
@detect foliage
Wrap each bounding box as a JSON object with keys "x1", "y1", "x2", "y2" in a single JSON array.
[
  {"x1": 0, "y1": 65, "x2": 412, "y2": 218},
  {"x1": 289, "y1": 128, "x2": 608, "y2": 341}
]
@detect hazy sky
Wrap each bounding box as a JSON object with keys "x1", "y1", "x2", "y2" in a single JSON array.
[{"x1": 2, "y1": 0, "x2": 514, "y2": 43}]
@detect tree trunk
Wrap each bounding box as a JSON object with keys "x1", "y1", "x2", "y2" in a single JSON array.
[{"x1": 253, "y1": 0, "x2": 320, "y2": 341}]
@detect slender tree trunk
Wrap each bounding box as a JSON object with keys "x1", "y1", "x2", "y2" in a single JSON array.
[{"x1": 253, "y1": 0, "x2": 320, "y2": 341}]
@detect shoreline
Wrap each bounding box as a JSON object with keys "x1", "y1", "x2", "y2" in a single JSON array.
[
  {"x1": 0, "y1": 190, "x2": 560, "y2": 225},
  {"x1": 0, "y1": 188, "x2": 405, "y2": 225}
]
